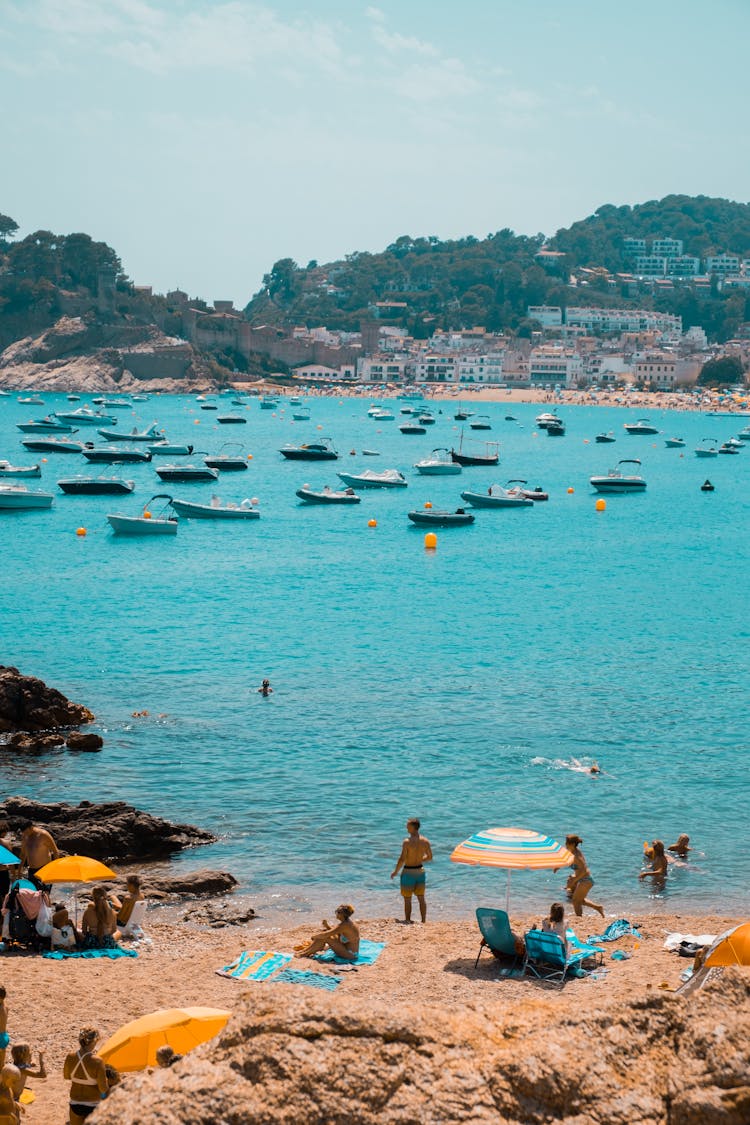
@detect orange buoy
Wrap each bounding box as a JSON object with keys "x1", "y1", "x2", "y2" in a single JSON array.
[
  {"x1": 368, "y1": 519, "x2": 377, "y2": 528},
  {"x1": 595, "y1": 498, "x2": 606, "y2": 512},
  {"x1": 143, "y1": 510, "x2": 152, "y2": 519},
  {"x1": 76, "y1": 527, "x2": 87, "y2": 537},
  {"x1": 567, "y1": 487, "x2": 574, "y2": 494},
  {"x1": 424, "y1": 501, "x2": 433, "y2": 509},
  {"x1": 424, "y1": 532, "x2": 437, "y2": 549}
]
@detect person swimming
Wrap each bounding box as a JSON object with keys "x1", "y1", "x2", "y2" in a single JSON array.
[
  {"x1": 258, "y1": 679, "x2": 273, "y2": 698},
  {"x1": 667, "y1": 834, "x2": 691, "y2": 859},
  {"x1": 639, "y1": 840, "x2": 668, "y2": 888}
]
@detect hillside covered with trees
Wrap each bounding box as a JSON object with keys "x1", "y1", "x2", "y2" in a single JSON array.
[{"x1": 244, "y1": 195, "x2": 750, "y2": 342}]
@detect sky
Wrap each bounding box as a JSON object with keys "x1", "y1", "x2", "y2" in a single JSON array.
[{"x1": 2, "y1": 0, "x2": 749, "y2": 306}]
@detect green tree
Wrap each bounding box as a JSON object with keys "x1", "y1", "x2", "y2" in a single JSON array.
[
  {"x1": 697, "y1": 355, "x2": 745, "y2": 388},
  {"x1": 0, "y1": 213, "x2": 19, "y2": 250}
]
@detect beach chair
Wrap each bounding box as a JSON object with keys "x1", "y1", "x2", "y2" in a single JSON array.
[
  {"x1": 523, "y1": 929, "x2": 602, "y2": 987},
  {"x1": 475, "y1": 908, "x2": 519, "y2": 969},
  {"x1": 119, "y1": 899, "x2": 147, "y2": 939}
]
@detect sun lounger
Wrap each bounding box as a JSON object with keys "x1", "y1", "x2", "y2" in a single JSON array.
[
  {"x1": 523, "y1": 929, "x2": 603, "y2": 987},
  {"x1": 475, "y1": 908, "x2": 519, "y2": 969}
]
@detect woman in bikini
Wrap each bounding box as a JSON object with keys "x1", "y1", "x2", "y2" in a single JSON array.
[
  {"x1": 297, "y1": 904, "x2": 360, "y2": 962},
  {"x1": 565, "y1": 835, "x2": 605, "y2": 918},
  {"x1": 640, "y1": 839, "x2": 668, "y2": 888},
  {"x1": 63, "y1": 1028, "x2": 108, "y2": 1124},
  {"x1": 113, "y1": 875, "x2": 144, "y2": 929},
  {"x1": 80, "y1": 886, "x2": 119, "y2": 950}
]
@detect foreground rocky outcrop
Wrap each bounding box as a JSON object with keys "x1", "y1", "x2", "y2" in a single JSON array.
[
  {"x1": 0, "y1": 797, "x2": 216, "y2": 860},
  {"x1": 94, "y1": 971, "x2": 750, "y2": 1125},
  {"x1": 0, "y1": 665, "x2": 94, "y2": 735}
]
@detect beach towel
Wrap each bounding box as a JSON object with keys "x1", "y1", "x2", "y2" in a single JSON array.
[
  {"x1": 314, "y1": 939, "x2": 385, "y2": 966},
  {"x1": 43, "y1": 947, "x2": 137, "y2": 960},
  {"x1": 217, "y1": 950, "x2": 292, "y2": 982},
  {"x1": 274, "y1": 968, "x2": 342, "y2": 991},
  {"x1": 663, "y1": 932, "x2": 715, "y2": 953},
  {"x1": 587, "y1": 919, "x2": 641, "y2": 943}
]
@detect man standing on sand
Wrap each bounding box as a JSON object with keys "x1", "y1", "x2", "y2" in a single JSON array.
[
  {"x1": 18, "y1": 823, "x2": 60, "y2": 886},
  {"x1": 391, "y1": 818, "x2": 432, "y2": 924}
]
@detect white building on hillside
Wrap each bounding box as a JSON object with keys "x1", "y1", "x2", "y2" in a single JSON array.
[
  {"x1": 565, "y1": 306, "x2": 681, "y2": 337},
  {"x1": 413, "y1": 354, "x2": 458, "y2": 383},
  {"x1": 456, "y1": 352, "x2": 504, "y2": 384},
  {"x1": 527, "y1": 305, "x2": 563, "y2": 328},
  {"x1": 356, "y1": 356, "x2": 409, "y2": 382},
  {"x1": 528, "y1": 345, "x2": 581, "y2": 388},
  {"x1": 706, "y1": 254, "x2": 740, "y2": 275}
]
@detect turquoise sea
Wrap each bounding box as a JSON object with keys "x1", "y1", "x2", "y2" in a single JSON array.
[{"x1": 1, "y1": 392, "x2": 748, "y2": 920}]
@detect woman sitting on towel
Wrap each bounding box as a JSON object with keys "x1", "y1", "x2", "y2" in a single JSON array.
[
  {"x1": 80, "y1": 886, "x2": 119, "y2": 950},
  {"x1": 297, "y1": 904, "x2": 360, "y2": 962}
]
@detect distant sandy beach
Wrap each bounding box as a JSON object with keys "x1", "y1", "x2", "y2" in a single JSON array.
[{"x1": 2, "y1": 907, "x2": 738, "y2": 1125}]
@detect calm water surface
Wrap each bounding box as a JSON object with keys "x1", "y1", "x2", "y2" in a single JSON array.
[{"x1": 1, "y1": 393, "x2": 748, "y2": 919}]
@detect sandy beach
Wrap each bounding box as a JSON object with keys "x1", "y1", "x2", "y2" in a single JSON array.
[{"x1": 1, "y1": 905, "x2": 741, "y2": 1124}]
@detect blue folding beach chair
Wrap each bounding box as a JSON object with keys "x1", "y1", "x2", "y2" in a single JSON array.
[
  {"x1": 523, "y1": 929, "x2": 603, "y2": 987},
  {"x1": 475, "y1": 908, "x2": 519, "y2": 969}
]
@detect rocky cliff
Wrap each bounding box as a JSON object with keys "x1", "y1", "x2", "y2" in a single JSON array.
[
  {"x1": 94, "y1": 970, "x2": 750, "y2": 1125},
  {"x1": 0, "y1": 315, "x2": 223, "y2": 391}
]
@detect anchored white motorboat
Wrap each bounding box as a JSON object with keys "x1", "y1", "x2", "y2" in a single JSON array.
[
  {"x1": 107, "y1": 494, "x2": 178, "y2": 535},
  {"x1": 170, "y1": 496, "x2": 260, "y2": 519},
  {"x1": 413, "y1": 448, "x2": 462, "y2": 475},
  {"x1": 590, "y1": 459, "x2": 646, "y2": 493},
  {"x1": 0, "y1": 483, "x2": 54, "y2": 509}
]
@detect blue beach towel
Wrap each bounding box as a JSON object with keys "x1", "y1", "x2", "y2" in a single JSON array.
[
  {"x1": 274, "y1": 968, "x2": 342, "y2": 991},
  {"x1": 43, "y1": 947, "x2": 137, "y2": 960},
  {"x1": 314, "y1": 939, "x2": 385, "y2": 966},
  {"x1": 587, "y1": 919, "x2": 641, "y2": 943},
  {"x1": 217, "y1": 950, "x2": 292, "y2": 982}
]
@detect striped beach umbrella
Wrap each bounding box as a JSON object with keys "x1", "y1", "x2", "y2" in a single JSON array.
[{"x1": 450, "y1": 827, "x2": 574, "y2": 910}]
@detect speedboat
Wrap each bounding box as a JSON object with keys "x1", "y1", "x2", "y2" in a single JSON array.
[
  {"x1": 0, "y1": 460, "x2": 41, "y2": 478},
  {"x1": 0, "y1": 484, "x2": 54, "y2": 509},
  {"x1": 18, "y1": 396, "x2": 44, "y2": 405},
  {"x1": 369, "y1": 408, "x2": 394, "y2": 421},
  {"x1": 279, "y1": 439, "x2": 338, "y2": 461},
  {"x1": 418, "y1": 413, "x2": 436, "y2": 425},
  {"x1": 200, "y1": 403, "x2": 218, "y2": 411},
  {"x1": 204, "y1": 443, "x2": 249, "y2": 472},
  {"x1": 155, "y1": 463, "x2": 219, "y2": 482},
  {"x1": 217, "y1": 414, "x2": 247, "y2": 424},
  {"x1": 260, "y1": 396, "x2": 278, "y2": 409},
  {"x1": 454, "y1": 407, "x2": 475, "y2": 421},
  {"x1": 460, "y1": 485, "x2": 533, "y2": 508},
  {"x1": 97, "y1": 423, "x2": 162, "y2": 442},
  {"x1": 54, "y1": 408, "x2": 116, "y2": 425},
  {"x1": 590, "y1": 459, "x2": 646, "y2": 493},
  {"x1": 664, "y1": 437, "x2": 685, "y2": 448},
  {"x1": 624, "y1": 419, "x2": 659, "y2": 435},
  {"x1": 507, "y1": 479, "x2": 548, "y2": 501},
  {"x1": 58, "y1": 474, "x2": 135, "y2": 495},
  {"x1": 170, "y1": 496, "x2": 260, "y2": 519},
  {"x1": 337, "y1": 469, "x2": 407, "y2": 489},
  {"x1": 737, "y1": 426, "x2": 750, "y2": 441},
  {"x1": 132, "y1": 394, "x2": 149, "y2": 402},
  {"x1": 102, "y1": 398, "x2": 132, "y2": 409},
  {"x1": 296, "y1": 486, "x2": 361, "y2": 504},
  {"x1": 82, "y1": 446, "x2": 152, "y2": 463},
  {"x1": 413, "y1": 449, "x2": 462, "y2": 476},
  {"x1": 107, "y1": 494, "x2": 178, "y2": 535},
  {"x1": 17, "y1": 416, "x2": 77, "y2": 433},
  {"x1": 469, "y1": 415, "x2": 492, "y2": 431},
  {"x1": 451, "y1": 434, "x2": 499, "y2": 466},
  {"x1": 21, "y1": 436, "x2": 85, "y2": 454},
  {"x1": 718, "y1": 441, "x2": 740, "y2": 454},
  {"x1": 67, "y1": 395, "x2": 80, "y2": 401},
  {"x1": 694, "y1": 439, "x2": 718, "y2": 458},
  {"x1": 399, "y1": 421, "x2": 427, "y2": 434},
  {"x1": 400, "y1": 406, "x2": 415, "y2": 415},
  {"x1": 595, "y1": 432, "x2": 616, "y2": 443},
  {"x1": 292, "y1": 408, "x2": 311, "y2": 421},
  {"x1": 408, "y1": 508, "x2": 475, "y2": 526},
  {"x1": 149, "y1": 442, "x2": 194, "y2": 456},
  {"x1": 535, "y1": 412, "x2": 561, "y2": 429},
  {"x1": 546, "y1": 419, "x2": 565, "y2": 436}
]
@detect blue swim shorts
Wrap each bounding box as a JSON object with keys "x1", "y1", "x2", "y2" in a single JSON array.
[{"x1": 400, "y1": 868, "x2": 426, "y2": 898}]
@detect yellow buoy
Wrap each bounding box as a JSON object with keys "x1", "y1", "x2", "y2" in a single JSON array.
[
  {"x1": 76, "y1": 527, "x2": 87, "y2": 537},
  {"x1": 567, "y1": 487, "x2": 574, "y2": 494},
  {"x1": 368, "y1": 518, "x2": 377, "y2": 528},
  {"x1": 424, "y1": 501, "x2": 432, "y2": 509},
  {"x1": 595, "y1": 498, "x2": 606, "y2": 512},
  {"x1": 424, "y1": 532, "x2": 437, "y2": 549},
  {"x1": 143, "y1": 510, "x2": 152, "y2": 519}
]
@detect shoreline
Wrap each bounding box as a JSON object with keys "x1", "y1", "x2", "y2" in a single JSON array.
[{"x1": 1, "y1": 906, "x2": 742, "y2": 1125}]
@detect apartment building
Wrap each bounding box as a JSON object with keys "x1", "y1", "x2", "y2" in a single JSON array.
[
  {"x1": 356, "y1": 355, "x2": 410, "y2": 382},
  {"x1": 455, "y1": 352, "x2": 505, "y2": 384},
  {"x1": 527, "y1": 305, "x2": 563, "y2": 328},
  {"x1": 413, "y1": 354, "x2": 458, "y2": 383},
  {"x1": 651, "y1": 238, "x2": 683, "y2": 258},
  {"x1": 528, "y1": 345, "x2": 581, "y2": 388},
  {"x1": 706, "y1": 254, "x2": 741, "y2": 275},
  {"x1": 565, "y1": 306, "x2": 682, "y2": 336}
]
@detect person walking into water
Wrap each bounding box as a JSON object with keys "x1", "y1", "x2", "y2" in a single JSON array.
[{"x1": 391, "y1": 818, "x2": 432, "y2": 923}]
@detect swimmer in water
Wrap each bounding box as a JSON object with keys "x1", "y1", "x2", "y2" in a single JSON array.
[
  {"x1": 589, "y1": 761, "x2": 601, "y2": 775},
  {"x1": 258, "y1": 678, "x2": 273, "y2": 697},
  {"x1": 639, "y1": 839, "x2": 668, "y2": 888},
  {"x1": 667, "y1": 834, "x2": 691, "y2": 859}
]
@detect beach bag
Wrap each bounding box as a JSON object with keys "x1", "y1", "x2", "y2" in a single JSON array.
[
  {"x1": 36, "y1": 900, "x2": 54, "y2": 937},
  {"x1": 51, "y1": 924, "x2": 77, "y2": 950}
]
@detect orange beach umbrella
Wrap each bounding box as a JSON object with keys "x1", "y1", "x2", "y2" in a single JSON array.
[
  {"x1": 100, "y1": 1007, "x2": 231, "y2": 1072},
  {"x1": 705, "y1": 921, "x2": 750, "y2": 968}
]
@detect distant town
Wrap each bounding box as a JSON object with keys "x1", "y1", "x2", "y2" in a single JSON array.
[{"x1": 170, "y1": 232, "x2": 750, "y2": 390}]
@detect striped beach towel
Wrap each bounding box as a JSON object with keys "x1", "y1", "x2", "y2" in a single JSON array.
[{"x1": 217, "y1": 950, "x2": 292, "y2": 981}]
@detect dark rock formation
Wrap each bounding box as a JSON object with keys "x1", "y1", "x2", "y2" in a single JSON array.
[
  {"x1": 0, "y1": 665, "x2": 94, "y2": 734},
  {"x1": 65, "y1": 731, "x2": 104, "y2": 752},
  {"x1": 101, "y1": 870, "x2": 238, "y2": 903},
  {"x1": 0, "y1": 797, "x2": 215, "y2": 861},
  {"x1": 94, "y1": 971, "x2": 750, "y2": 1125},
  {"x1": 182, "y1": 897, "x2": 254, "y2": 926},
  {"x1": 5, "y1": 731, "x2": 66, "y2": 753}
]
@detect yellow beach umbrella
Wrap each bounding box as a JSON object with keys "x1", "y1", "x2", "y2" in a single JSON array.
[
  {"x1": 34, "y1": 856, "x2": 117, "y2": 883},
  {"x1": 100, "y1": 1007, "x2": 231, "y2": 1072}
]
